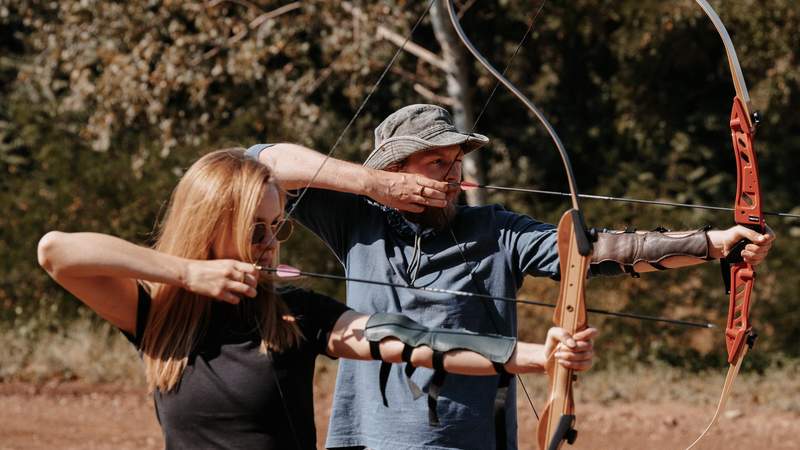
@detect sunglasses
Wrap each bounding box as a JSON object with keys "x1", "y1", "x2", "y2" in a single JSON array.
[{"x1": 251, "y1": 219, "x2": 294, "y2": 245}]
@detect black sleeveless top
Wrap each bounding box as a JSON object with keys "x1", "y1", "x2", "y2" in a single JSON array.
[{"x1": 123, "y1": 285, "x2": 350, "y2": 450}]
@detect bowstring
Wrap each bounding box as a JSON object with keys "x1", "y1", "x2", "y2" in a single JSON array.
[
  {"x1": 438, "y1": 0, "x2": 548, "y2": 423},
  {"x1": 255, "y1": 0, "x2": 437, "y2": 265},
  {"x1": 469, "y1": 1, "x2": 545, "y2": 133},
  {"x1": 251, "y1": 3, "x2": 436, "y2": 450}
]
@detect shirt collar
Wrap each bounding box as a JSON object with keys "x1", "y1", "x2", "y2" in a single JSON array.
[{"x1": 366, "y1": 198, "x2": 439, "y2": 239}]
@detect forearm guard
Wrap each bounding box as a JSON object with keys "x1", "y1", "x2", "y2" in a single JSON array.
[
  {"x1": 592, "y1": 227, "x2": 711, "y2": 277},
  {"x1": 364, "y1": 313, "x2": 516, "y2": 425},
  {"x1": 365, "y1": 313, "x2": 517, "y2": 364}
]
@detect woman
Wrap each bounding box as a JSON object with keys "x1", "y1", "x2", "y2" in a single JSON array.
[{"x1": 37, "y1": 148, "x2": 596, "y2": 449}]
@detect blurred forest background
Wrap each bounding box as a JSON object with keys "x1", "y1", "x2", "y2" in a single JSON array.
[{"x1": 1, "y1": 0, "x2": 798, "y2": 386}]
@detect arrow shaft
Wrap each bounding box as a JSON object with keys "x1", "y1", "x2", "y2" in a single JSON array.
[
  {"x1": 259, "y1": 267, "x2": 713, "y2": 329},
  {"x1": 460, "y1": 183, "x2": 798, "y2": 219}
]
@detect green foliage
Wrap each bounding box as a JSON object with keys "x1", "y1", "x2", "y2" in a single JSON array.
[{"x1": 2, "y1": 0, "x2": 799, "y2": 378}]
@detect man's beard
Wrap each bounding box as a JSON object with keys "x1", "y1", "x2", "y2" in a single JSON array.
[{"x1": 403, "y1": 200, "x2": 457, "y2": 230}]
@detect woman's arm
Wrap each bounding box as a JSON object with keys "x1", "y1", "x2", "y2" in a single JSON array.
[
  {"x1": 37, "y1": 231, "x2": 258, "y2": 333},
  {"x1": 327, "y1": 311, "x2": 596, "y2": 375}
]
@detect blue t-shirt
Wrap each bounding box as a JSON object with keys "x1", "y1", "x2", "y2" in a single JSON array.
[{"x1": 246, "y1": 144, "x2": 611, "y2": 450}]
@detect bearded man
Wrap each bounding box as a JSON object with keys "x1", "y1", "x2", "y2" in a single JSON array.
[{"x1": 246, "y1": 104, "x2": 774, "y2": 450}]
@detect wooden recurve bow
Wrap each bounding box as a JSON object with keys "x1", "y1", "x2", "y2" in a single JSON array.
[{"x1": 445, "y1": 2, "x2": 595, "y2": 448}]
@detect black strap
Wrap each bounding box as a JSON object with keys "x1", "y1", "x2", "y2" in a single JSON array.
[
  {"x1": 402, "y1": 344, "x2": 423, "y2": 399},
  {"x1": 622, "y1": 264, "x2": 641, "y2": 278},
  {"x1": 620, "y1": 228, "x2": 642, "y2": 278},
  {"x1": 369, "y1": 340, "x2": 392, "y2": 407},
  {"x1": 493, "y1": 373, "x2": 512, "y2": 450},
  {"x1": 427, "y1": 351, "x2": 448, "y2": 425},
  {"x1": 378, "y1": 362, "x2": 392, "y2": 407},
  {"x1": 369, "y1": 340, "x2": 382, "y2": 361},
  {"x1": 122, "y1": 283, "x2": 153, "y2": 349},
  {"x1": 492, "y1": 361, "x2": 508, "y2": 376},
  {"x1": 649, "y1": 261, "x2": 669, "y2": 271},
  {"x1": 401, "y1": 343, "x2": 415, "y2": 364},
  {"x1": 402, "y1": 344, "x2": 417, "y2": 378},
  {"x1": 432, "y1": 350, "x2": 445, "y2": 371}
]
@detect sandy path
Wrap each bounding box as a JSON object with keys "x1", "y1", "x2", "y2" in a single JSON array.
[{"x1": 1, "y1": 381, "x2": 796, "y2": 450}]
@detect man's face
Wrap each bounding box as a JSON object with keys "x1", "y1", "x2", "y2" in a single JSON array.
[
  {"x1": 401, "y1": 144, "x2": 463, "y2": 183},
  {"x1": 401, "y1": 145, "x2": 463, "y2": 204},
  {"x1": 396, "y1": 145, "x2": 463, "y2": 229}
]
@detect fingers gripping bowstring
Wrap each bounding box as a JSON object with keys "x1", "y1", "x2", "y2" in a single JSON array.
[{"x1": 255, "y1": 0, "x2": 437, "y2": 265}]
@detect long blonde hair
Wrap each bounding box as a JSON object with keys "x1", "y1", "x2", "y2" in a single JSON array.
[{"x1": 141, "y1": 148, "x2": 301, "y2": 392}]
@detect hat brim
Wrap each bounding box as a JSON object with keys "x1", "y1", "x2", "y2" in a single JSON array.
[{"x1": 364, "y1": 130, "x2": 489, "y2": 170}]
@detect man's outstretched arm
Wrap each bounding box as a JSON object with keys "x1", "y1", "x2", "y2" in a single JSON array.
[{"x1": 592, "y1": 225, "x2": 775, "y2": 275}]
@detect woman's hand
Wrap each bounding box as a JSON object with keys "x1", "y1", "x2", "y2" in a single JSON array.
[
  {"x1": 368, "y1": 170, "x2": 452, "y2": 212},
  {"x1": 183, "y1": 260, "x2": 259, "y2": 304},
  {"x1": 543, "y1": 327, "x2": 598, "y2": 372},
  {"x1": 707, "y1": 224, "x2": 775, "y2": 265}
]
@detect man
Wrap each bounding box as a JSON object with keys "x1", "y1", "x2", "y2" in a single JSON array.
[{"x1": 247, "y1": 104, "x2": 774, "y2": 450}]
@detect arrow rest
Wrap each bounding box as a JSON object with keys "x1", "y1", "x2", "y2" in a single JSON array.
[{"x1": 752, "y1": 110, "x2": 760, "y2": 131}]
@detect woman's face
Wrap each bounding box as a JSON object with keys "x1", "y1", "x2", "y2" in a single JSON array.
[
  {"x1": 252, "y1": 184, "x2": 284, "y2": 267},
  {"x1": 213, "y1": 183, "x2": 284, "y2": 267}
]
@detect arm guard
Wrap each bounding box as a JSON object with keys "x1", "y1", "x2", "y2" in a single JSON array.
[
  {"x1": 592, "y1": 227, "x2": 711, "y2": 277},
  {"x1": 364, "y1": 312, "x2": 517, "y2": 425},
  {"x1": 364, "y1": 313, "x2": 517, "y2": 364}
]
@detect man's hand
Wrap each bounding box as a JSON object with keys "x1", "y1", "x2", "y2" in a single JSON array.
[
  {"x1": 707, "y1": 225, "x2": 775, "y2": 265},
  {"x1": 368, "y1": 170, "x2": 453, "y2": 212},
  {"x1": 544, "y1": 327, "x2": 598, "y2": 372},
  {"x1": 183, "y1": 259, "x2": 259, "y2": 304}
]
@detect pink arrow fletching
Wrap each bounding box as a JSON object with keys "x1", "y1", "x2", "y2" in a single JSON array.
[
  {"x1": 459, "y1": 180, "x2": 480, "y2": 190},
  {"x1": 275, "y1": 264, "x2": 302, "y2": 278}
]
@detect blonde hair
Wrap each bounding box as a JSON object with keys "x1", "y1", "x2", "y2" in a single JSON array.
[{"x1": 141, "y1": 148, "x2": 301, "y2": 392}]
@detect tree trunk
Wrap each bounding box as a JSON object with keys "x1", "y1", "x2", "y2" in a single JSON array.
[{"x1": 430, "y1": 0, "x2": 487, "y2": 206}]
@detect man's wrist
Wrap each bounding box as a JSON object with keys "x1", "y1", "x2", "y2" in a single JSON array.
[
  {"x1": 706, "y1": 230, "x2": 723, "y2": 259},
  {"x1": 361, "y1": 167, "x2": 384, "y2": 199}
]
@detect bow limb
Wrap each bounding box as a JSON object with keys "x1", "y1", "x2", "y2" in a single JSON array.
[
  {"x1": 693, "y1": 0, "x2": 763, "y2": 233},
  {"x1": 444, "y1": 3, "x2": 594, "y2": 449},
  {"x1": 443, "y1": 0, "x2": 581, "y2": 209},
  {"x1": 685, "y1": 2, "x2": 764, "y2": 448},
  {"x1": 685, "y1": 346, "x2": 749, "y2": 449},
  {"x1": 536, "y1": 210, "x2": 592, "y2": 450},
  {"x1": 694, "y1": 0, "x2": 753, "y2": 120}
]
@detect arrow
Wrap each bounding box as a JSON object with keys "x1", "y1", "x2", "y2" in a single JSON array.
[
  {"x1": 257, "y1": 264, "x2": 714, "y2": 329},
  {"x1": 455, "y1": 181, "x2": 800, "y2": 219}
]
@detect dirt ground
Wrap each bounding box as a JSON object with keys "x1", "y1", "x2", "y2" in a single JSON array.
[{"x1": 1, "y1": 379, "x2": 796, "y2": 450}]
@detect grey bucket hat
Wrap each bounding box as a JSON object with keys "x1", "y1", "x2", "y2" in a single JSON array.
[{"x1": 364, "y1": 104, "x2": 489, "y2": 170}]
